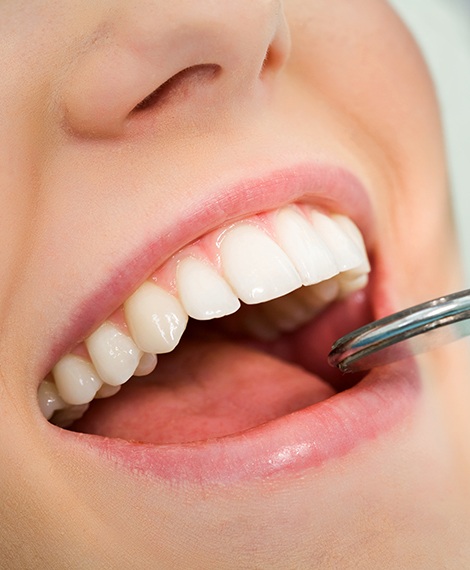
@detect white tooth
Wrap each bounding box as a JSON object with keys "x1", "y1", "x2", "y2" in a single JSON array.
[
  {"x1": 260, "y1": 293, "x2": 311, "y2": 333},
  {"x1": 310, "y1": 277, "x2": 341, "y2": 303},
  {"x1": 275, "y1": 207, "x2": 339, "y2": 285},
  {"x1": 338, "y1": 272, "x2": 369, "y2": 296},
  {"x1": 177, "y1": 257, "x2": 240, "y2": 320},
  {"x1": 124, "y1": 282, "x2": 188, "y2": 354},
  {"x1": 85, "y1": 322, "x2": 142, "y2": 386},
  {"x1": 52, "y1": 355, "x2": 103, "y2": 405},
  {"x1": 51, "y1": 404, "x2": 90, "y2": 427},
  {"x1": 134, "y1": 352, "x2": 158, "y2": 376},
  {"x1": 310, "y1": 211, "x2": 364, "y2": 272},
  {"x1": 333, "y1": 215, "x2": 371, "y2": 273},
  {"x1": 220, "y1": 224, "x2": 302, "y2": 304},
  {"x1": 95, "y1": 383, "x2": 122, "y2": 399},
  {"x1": 38, "y1": 379, "x2": 67, "y2": 420}
]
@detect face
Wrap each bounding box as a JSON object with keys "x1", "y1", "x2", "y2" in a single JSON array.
[{"x1": 1, "y1": 0, "x2": 469, "y2": 567}]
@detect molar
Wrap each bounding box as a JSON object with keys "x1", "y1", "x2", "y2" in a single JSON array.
[
  {"x1": 220, "y1": 223, "x2": 302, "y2": 304},
  {"x1": 38, "y1": 379, "x2": 67, "y2": 420},
  {"x1": 176, "y1": 256, "x2": 240, "y2": 320},
  {"x1": 124, "y1": 281, "x2": 188, "y2": 354},
  {"x1": 50, "y1": 404, "x2": 90, "y2": 428}
]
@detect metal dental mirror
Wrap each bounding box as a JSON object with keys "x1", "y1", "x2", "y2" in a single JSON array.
[{"x1": 328, "y1": 288, "x2": 470, "y2": 373}]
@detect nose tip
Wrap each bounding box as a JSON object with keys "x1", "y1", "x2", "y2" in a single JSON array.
[{"x1": 64, "y1": 0, "x2": 290, "y2": 138}]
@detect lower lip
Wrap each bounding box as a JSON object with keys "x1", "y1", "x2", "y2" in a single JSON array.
[{"x1": 57, "y1": 358, "x2": 420, "y2": 484}]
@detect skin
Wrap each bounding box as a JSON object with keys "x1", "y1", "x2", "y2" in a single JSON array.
[{"x1": 1, "y1": 0, "x2": 470, "y2": 568}]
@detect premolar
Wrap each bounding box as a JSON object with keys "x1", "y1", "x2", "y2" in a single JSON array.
[
  {"x1": 52, "y1": 355, "x2": 103, "y2": 405},
  {"x1": 85, "y1": 322, "x2": 142, "y2": 386},
  {"x1": 124, "y1": 282, "x2": 188, "y2": 354}
]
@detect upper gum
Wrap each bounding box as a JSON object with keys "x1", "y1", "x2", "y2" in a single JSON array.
[{"x1": 68, "y1": 202, "x2": 354, "y2": 359}]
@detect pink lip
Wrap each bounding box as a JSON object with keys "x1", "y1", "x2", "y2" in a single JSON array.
[
  {"x1": 57, "y1": 359, "x2": 420, "y2": 483},
  {"x1": 44, "y1": 160, "x2": 421, "y2": 483},
  {"x1": 40, "y1": 161, "x2": 374, "y2": 378}
]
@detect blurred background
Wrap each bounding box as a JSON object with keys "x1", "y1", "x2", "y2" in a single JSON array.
[{"x1": 390, "y1": 0, "x2": 470, "y2": 284}]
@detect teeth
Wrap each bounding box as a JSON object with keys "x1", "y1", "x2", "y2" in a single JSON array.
[
  {"x1": 85, "y1": 322, "x2": 142, "y2": 386},
  {"x1": 274, "y1": 206, "x2": 339, "y2": 285},
  {"x1": 38, "y1": 379, "x2": 67, "y2": 420},
  {"x1": 220, "y1": 224, "x2": 302, "y2": 304},
  {"x1": 177, "y1": 257, "x2": 240, "y2": 320},
  {"x1": 124, "y1": 282, "x2": 188, "y2": 354},
  {"x1": 95, "y1": 384, "x2": 122, "y2": 399},
  {"x1": 52, "y1": 355, "x2": 103, "y2": 405},
  {"x1": 41, "y1": 205, "x2": 372, "y2": 423},
  {"x1": 333, "y1": 214, "x2": 371, "y2": 275},
  {"x1": 134, "y1": 352, "x2": 158, "y2": 376},
  {"x1": 310, "y1": 211, "x2": 364, "y2": 272},
  {"x1": 50, "y1": 404, "x2": 90, "y2": 428}
]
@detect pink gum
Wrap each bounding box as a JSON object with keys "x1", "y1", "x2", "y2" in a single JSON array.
[{"x1": 71, "y1": 202, "x2": 326, "y2": 359}]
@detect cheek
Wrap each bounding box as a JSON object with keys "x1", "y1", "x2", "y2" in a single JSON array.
[
  {"x1": 288, "y1": 0, "x2": 442, "y2": 170},
  {"x1": 287, "y1": 0, "x2": 455, "y2": 296}
]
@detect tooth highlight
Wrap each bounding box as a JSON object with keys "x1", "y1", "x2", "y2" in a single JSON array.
[
  {"x1": 52, "y1": 355, "x2": 103, "y2": 405},
  {"x1": 177, "y1": 257, "x2": 240, "y2": 320},
  {"x1": 124, "y1": 282, "x2": 188, "y2": 354},
  {"x1": 85, "y1": 322, "x2": 142, "y2": 386},
  {"x1": 275, "y1": 207, "x2": 339, "y2": 285},
  {"x1": 220, "y1": 224, "x2": 302, "y2": 304}
]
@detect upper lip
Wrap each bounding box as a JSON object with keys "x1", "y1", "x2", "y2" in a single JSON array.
[{"x1": 40, "y1": 160, "x2": 374, "y2": 382}]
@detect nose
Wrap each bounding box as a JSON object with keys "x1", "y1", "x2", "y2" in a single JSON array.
[{"x1": 65, "y1": 0, "x2": 290, "y2": 137}]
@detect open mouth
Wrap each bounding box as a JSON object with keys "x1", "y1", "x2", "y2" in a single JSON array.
[{"x1": 38, "y1": 166, "x2": 420, "y2": 481}]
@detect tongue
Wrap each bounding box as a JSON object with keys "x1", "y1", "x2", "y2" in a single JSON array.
[{"x1": 72, "y1": 340, "x2": 335, "y2": 444}]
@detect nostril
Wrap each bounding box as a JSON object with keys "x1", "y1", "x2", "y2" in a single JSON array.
[{"x1": 131, "y1": 64, "x2": 221, "y2": 115}]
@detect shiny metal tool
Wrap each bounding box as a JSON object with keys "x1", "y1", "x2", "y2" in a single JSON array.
[{"x1": 328, "y1": 289, "x2": 470, "y2": 373}]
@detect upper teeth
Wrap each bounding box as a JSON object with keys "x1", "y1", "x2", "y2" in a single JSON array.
[{"x1": 39, "y1": 204, "x2": 370, "y2": 424}]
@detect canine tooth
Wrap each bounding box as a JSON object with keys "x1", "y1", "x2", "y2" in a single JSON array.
[
  {"x1": 95, "y1": 384, "x2": 121, "y2": 399},
  {"x1": 134, "y1": 352, "x2": 158, "y2": 376},
  {"x1": 311, "y1": 211, "x2": 363, "y2": 272},
  {"x1": 124, "y1": 282, "x2": 188, "y2": 354},
  {"x1": 52, "y1": 355, "x2": 103, "y2": 405},
  {"x1": 275, "y1": 207, "x2": 339, "y2": 285},
  {"x1": 177, "y1": 257, "x2": 240, "y2": 320},
  {"x1": 38, "y1": 379, "x2": 67, "y2": 420},
  {"x1": 220, "y1": 224, "x2": 302, "y2": 304},
  {"x1": 85, "y1": 322, "x2": 142, "y2": 386}
]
